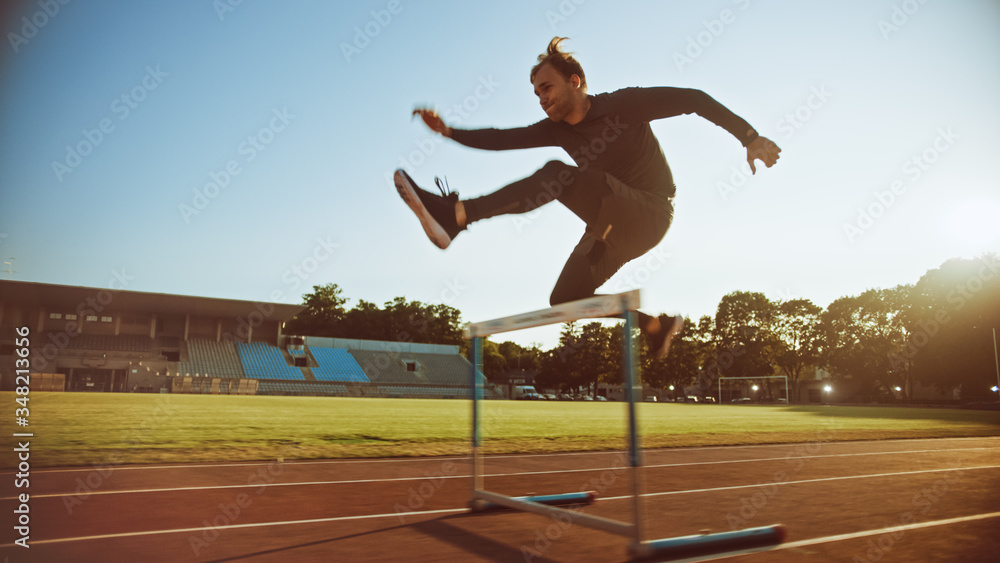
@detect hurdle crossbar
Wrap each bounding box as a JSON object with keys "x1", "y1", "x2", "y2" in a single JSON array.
[
  {"x1": 466, "y1": 290, "x2": 786, "y2": 560},
  {"x1": 472, "y1": 490, "x2": 633, "y2": 537},
  {"x1": 464, "y1": 289, "x2": 641, "y2": 338}
]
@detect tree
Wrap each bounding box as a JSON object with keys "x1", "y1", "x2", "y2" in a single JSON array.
[
  {"x1": 577, "y1": 322, "x2": 615, "y2": 396},
  {"x1": 537, "y1": 322, "x2": 581, "y2": 391},
  {"x1": 713, "y1": 291, "x2": 780, "y2": 382},
  {"x1": 817, "y1": 286, "x2": 912, "y2": 400},
  {"x1": 772, "y1": 299, "x2": 822, "y2": 402},
  {"x1": 481, "y1": 339, "x2": 508, "y2": 377},
  {"x1": 339, "y1": 299, "x2": 382, "y2": 340},
  {"x1": 288, "y1": 285, "x2": 464, "y2": 345},
  {"x1": 286, "y1": 283, "x2": 347, "y2": 336},
  {"x1": 643, "y1": 316, "x2": 705, "y2": 396},
  {"x1": 906, "y1": 254, "x2": 1000, "y2": 401},
  {"x1": 496, "y1": 340, "x2": 542, "y2": 372},
  {"x1": 537, "y1": 321, "x2": 618, "y2": 395}
]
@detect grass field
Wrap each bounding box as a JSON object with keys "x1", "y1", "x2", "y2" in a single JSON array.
[{"x1": 3, "y1": 392, "x2": 999, "y2": 468}]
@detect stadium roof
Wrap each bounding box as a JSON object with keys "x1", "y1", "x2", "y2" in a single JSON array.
[{"x1": 0, "y1": 280, "x2": 305, "y2": 321}]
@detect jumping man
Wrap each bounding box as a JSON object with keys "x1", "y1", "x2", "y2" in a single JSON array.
[{"x1": 394, "y1": 37, "x2": 781, "y2": 357}]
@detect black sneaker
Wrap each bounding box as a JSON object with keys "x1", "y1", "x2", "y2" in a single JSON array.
[
  {"x1": 645, "y1": 314, "x2": 684, "y2": 359},
  {"x1": 394, "y1": 169, "x2": 464, "y2": 250}
]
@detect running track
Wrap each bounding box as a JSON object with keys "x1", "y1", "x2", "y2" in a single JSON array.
[{"x1": 2, "y1": 436, "x2": 999, "y2": 562}]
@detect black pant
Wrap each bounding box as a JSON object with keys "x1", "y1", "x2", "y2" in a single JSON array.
[{"x1": 463, "y1": 160, "x2": 674, "y2": 307}]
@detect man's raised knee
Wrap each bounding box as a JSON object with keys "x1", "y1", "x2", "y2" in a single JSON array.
[
  {"x1": 541, "y1": 160, "x2": 571, "y2": 174},
  {"x1": 550, "y1": 287, "x2": 589, "y2": 307}
]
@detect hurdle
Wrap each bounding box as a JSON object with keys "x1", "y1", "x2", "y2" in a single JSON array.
[{"x1": 464, "y1": 290, "x2": 786, "y2": 560}]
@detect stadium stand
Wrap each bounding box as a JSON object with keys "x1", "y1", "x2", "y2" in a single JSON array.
[
  {"x1": 309, "y1": 347, "x2": 369, "y2": 382},
  {"x1": 178, "y1": 339, "x2": 245, "y2": 378},
  {"x1": 1, "y1": 281, "x2": 501, "y2": 398},
  {"x1": 348, "y1": 350, "x2": 473, "y2": 386},
  {"x1": 236, "y1": 341, "x2": 305, "y2": 380},
  {"x1": 29, "y1": 373, "x2": 66, "y2": 392},
  {"x1": 45, "y1": 332, "x2": 152, "y2": 352}
]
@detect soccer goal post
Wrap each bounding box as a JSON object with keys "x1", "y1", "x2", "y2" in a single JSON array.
[{"x1": 718, "y1": 376, "x2": 789, "y2": 405}]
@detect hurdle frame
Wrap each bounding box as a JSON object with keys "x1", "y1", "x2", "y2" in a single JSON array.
[{"x1": 464, "y1": 290, "x2": 785, "y2": 560}]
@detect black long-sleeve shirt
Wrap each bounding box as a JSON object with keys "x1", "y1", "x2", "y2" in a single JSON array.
[{"x1": 450, "y1": 87, "x2": 757, "y2": 201}]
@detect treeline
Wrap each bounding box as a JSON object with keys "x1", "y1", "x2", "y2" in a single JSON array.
[
  {"x1": 528, "y1": 254, "x2": 1000, "y2": 402},
  {"x1": 287, "y1": 254, "x2": 1000, "y2": 401},
  {"x1": 285, "y1": 284, "x2": 463, "y2": 346}
]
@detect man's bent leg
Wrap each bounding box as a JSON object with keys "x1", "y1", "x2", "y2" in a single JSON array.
[
  {"x1": 462, "y1": 161, "x2": 604, "y2": 225},
  {"x1": 549, "y1": 180, "x2": 673, "y2": 331},
  {"x1": 549, "y1": 235, "x2": 659, "y2": 331}
]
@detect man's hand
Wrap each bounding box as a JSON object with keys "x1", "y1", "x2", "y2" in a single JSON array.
[
  {"x1": 746, "y1": 136, "x2": 781, "y2": 174},
  {"x1": 412, "y1": 108, "x2": 452, "y2": 137}
]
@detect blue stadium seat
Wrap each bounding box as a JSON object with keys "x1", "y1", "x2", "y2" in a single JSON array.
[
  {"x1": 236, "y1": 342, "x2": 304, "y2": 380},
  {"x1": 309, "y1": 347, "x2": 370, "y2": 383}
]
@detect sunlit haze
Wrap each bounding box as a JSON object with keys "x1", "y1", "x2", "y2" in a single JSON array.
[{"x1": 1, "y1": 0, "x2": 998, "y2": 348}]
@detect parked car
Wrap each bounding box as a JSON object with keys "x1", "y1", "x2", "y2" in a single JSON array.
[
  {"x1": 558, "y1": 393, "x2": 574, "y2": 401},
  {"x1": 702, "y1": 396, "x2": 717, "y2": 404},
  {"x1": 594, "y1": 395, "x2": 608, "y2": 402},
  {"x1": 731, "y1": 397, "x2": 752, "y2": 404},
  {"x1": 512, "y1": 385, "x2": 539, "y2": 400}
]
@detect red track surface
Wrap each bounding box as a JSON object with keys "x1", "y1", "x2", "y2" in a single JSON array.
[{"x1": 3, "y1": 436, "x2": 999, "y2": 562}]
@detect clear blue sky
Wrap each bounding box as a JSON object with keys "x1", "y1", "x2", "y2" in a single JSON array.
[{"x1": 2, "y1": 0, "x2": 998, "y2": 348}]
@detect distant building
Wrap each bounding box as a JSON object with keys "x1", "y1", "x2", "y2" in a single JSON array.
[{"x1": 0, "y1": 280, "x2": 493, "y2": 398}]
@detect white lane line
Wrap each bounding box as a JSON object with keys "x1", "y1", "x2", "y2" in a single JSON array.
[
  {"x1": 777, "y1": 511, "x2": 1000, "y2": 551},
  {"x1": 4, "y1": 476, "x2": 999, "y2": 549},
  {"x1": 8, "y1": 448, "x2": 999, "y2": 500},
  {"x1": 658, "y1": 511, "x2": 1000, "y2": 563},
  {"x1": 0, "y1": 507, "x2": 468, "y2": 548},
  {"x1": 600, "y1": 465, "x2": 1000, "y2": 502},
  {"x1": 10, "y1": 435, "x2": 998, "y2": 475}
]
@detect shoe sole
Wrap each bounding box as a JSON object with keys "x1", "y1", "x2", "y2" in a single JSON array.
[
  {"x1": 394, "y1": 169, "x2": 452, "y2": 250},
  {"x1": 654, "y1": 315, "x2": 684, "y2": 359}
]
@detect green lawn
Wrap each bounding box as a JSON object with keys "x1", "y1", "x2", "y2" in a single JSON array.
[{"x1": 3, "y1": 392, "x2": 999, "y2": 468}]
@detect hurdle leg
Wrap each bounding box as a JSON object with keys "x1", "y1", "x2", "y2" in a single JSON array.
[
  {"x1": 623, "y1": 306, "x2": 646, "y2": 548},
  {"x1": 469, "y1": 336, "x2": 484, "y2": 509}
]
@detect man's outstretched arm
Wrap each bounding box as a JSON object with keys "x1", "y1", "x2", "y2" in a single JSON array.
[
  {"x1": 612, "y1": 87, "x2": 781, "y2": 173},
  {"x1": 412, "y1": 108, "x2": 552, "y2": 151}
]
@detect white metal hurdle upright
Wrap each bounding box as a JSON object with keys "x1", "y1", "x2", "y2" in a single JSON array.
[{"x1": 465, "y1": 290, "x2": 786, "y2": 560}]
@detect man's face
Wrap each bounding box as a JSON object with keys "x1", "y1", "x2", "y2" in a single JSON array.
[{"x1": 532, "y1": 63, "x2": 578, "y2": 122}]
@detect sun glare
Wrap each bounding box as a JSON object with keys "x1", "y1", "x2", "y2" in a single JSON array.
[{"x1": 942, "y1": 198, "x2": 1000, "y2": 257}]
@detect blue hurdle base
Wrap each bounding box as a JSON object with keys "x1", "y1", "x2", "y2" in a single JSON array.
[
  {"x1": 628, "y1": 524, "x2": 787, "y2": 560},
  {"x1": 469, "y1": 491, "x2": 597, "y2": 512}
]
